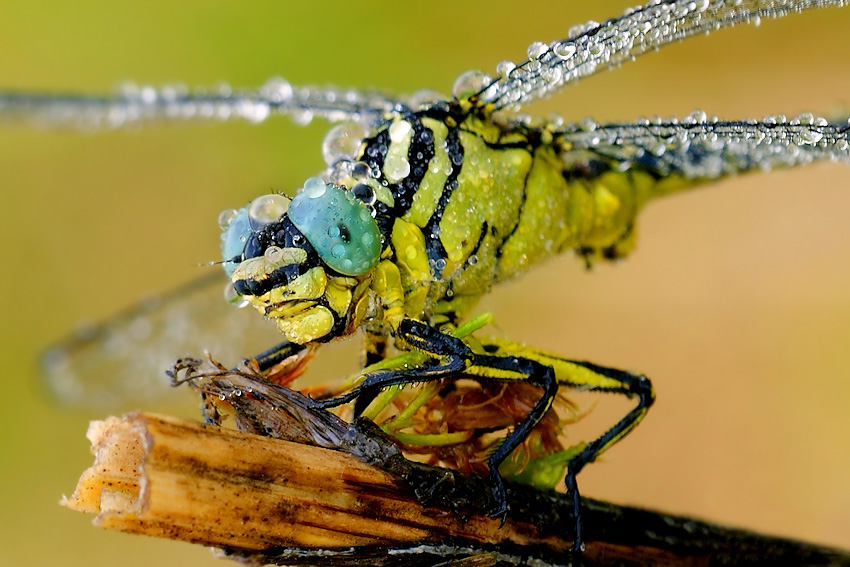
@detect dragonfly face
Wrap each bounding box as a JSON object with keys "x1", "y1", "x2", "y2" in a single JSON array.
[{"x1": 220, "y1": 177, "x2": 383, "y2": 343}]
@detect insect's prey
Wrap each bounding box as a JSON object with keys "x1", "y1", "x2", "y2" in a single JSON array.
[
  {"x1": 23, "y1": 0, "x2": 850, "y2": 557},
  {"x1": 167, "y1": 351, "x2": 582, "y2": 511},
  {"x1": 168, "y1": 354, "x2": 351, "y2": 447}
]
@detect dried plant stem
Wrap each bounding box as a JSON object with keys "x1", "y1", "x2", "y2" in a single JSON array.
[
  {"x1": 63, "y1": 411, "x2": 850, "y2": 567},
  {"x1": 62, "y1": 412, "x2": 568, "y2": 553}
]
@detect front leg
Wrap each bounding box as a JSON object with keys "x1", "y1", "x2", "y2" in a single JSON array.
[{"x1": 313, "y1": 319, "x2": 472, "y2": 409}]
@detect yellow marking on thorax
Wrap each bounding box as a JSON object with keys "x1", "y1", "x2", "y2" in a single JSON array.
[{"x1": 403, "y1": 118, "x2": 450, "y2": 228}]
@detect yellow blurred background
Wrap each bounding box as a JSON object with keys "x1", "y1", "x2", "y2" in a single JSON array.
[{"x1": 1, "y1": 1, "x2": 849, "y2": 565}]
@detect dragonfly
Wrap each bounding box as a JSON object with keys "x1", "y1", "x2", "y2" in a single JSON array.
[{"x1": 4, "y1": 0, "x2": 849, "y2": 557}]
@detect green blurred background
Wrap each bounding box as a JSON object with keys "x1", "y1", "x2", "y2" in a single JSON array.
[{"x1": 1, "y1": 1, "x2": 849, "y2": 565}]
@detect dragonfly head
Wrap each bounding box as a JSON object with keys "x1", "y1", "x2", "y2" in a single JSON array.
[{"x1": 220, "y1": 177, "x2": 383, "y2": 344}]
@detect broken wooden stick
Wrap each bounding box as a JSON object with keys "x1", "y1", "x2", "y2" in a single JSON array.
[
  {"x1": 62, "y1": 405, "x2": 850, "y2": 566},
  {"x1": 62, "y1": 410, "x2": 573, "y2": 554}
]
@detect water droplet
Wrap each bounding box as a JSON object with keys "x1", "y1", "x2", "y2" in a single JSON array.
[
  {"x1": 407, "y1": 89, "x2": 444, "y2": 109},
  {"x1": 383, "y1": 155, "x2": 410, "y2": 182},
  {"x1": 793, "y1": 113, "x2": 815, "y2": 125},
  {"x1": 238, "y1": 100, "x2": 270, "y2": 123},
  {"x1": 495, "y1": 60, "x2": 516, "y2": 77},
  {"x1": 351, "y1": 161, "x2": 372, "y2": 181},
  {"x1": 526, "y1": 41, "x2": 548, "y2": 60},
  {"x1": 352, "y1": 183, "x2": 376, "y2": 206},
  {"x1": 552, "y1": 41, "x2": 576, "y2": 59},
  {"x1": 218, "y1": 208, "x2": 238, "y2": 230},
  {"x1": 261, "y1": 77, "x2": 293, "y2": 102},
  {"x1": 683, "y1": 110, "x2": 707, "y2": 124},
  {"x1": 579, "y1": 117, "x2": 598, "y2": 132},
  {"x1": 322, "y1": 122, "x2": 366, "y2": 165},
  {"x1": 302, "y1": 177, "x2": 328, "y2": 198},
  {"x1": 224, "y1": 280, "x2": 249, "y2": 307},
  {"x1": 327, "y1": 159, "x2": 354, "y2": 184},
  {"x1": 799, "y1": 129, "x2": 823, "y2": 145},
  {"x1": 139, "y1": 85, "x2": 157, "y2": 104},
  {"x1": 264, "y1": 246, "x2": 284, "y2": 263},
  {"x1": 249, "y1": 194, "x2": 290, "y2": 226},
  {"x1": 452, "y1": 70, "x2": 492, "y2": 100},
  {"x1": 291, "y1": 108, "x2": 313, "y2": 126},
  {"x1": 389, "y1": 120, "x2": 412, "y2": 143}
]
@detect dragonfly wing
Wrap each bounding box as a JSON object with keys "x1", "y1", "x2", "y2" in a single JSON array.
[
  {"x1": 0, "y1": 79, "x2": 400, "y2": 130},
  {"x1": 477, "y1": 0, "x2": 849, "y2": 111},
  {"x1": 556, "y1": 116, "x2": 850, "y2": 184},
  {"x1": 41, "y1": 271, "x2": 282, "y2": 410}
]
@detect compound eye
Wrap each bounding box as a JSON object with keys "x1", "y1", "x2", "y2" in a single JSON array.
[
  {"x1": 287, "y1": 177, "x2": 381, "y2": 276},
  {"x1": 220, "y1": 207, "x2": 252, "y2": 277}
]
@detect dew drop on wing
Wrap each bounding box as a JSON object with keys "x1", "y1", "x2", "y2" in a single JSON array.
[{"x1": 40, "y1": 270, "x2": 280, "y2": 412}]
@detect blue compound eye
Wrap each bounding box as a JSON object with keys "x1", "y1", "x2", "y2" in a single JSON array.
[
  {"x1": 219, "y1": 206, "x2": 252, "y2": 277},
  {"x1": 288, "y1": 177, "x2": 381, "y2": 276}
]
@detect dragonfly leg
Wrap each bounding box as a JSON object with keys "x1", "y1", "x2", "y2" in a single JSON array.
[
  {"x1": 313, "y1": 322, "x2": 654, "y2": 552},
  {"x1": 473, "y1": 339, "x2": 655, "y2": 552},
  {"x1": 559, "y1": 361, "x2": 654, "y2": 552},
  {"x1": 312, "y1": 319, "x2": 559, "y2": 523},
  {"x1": 311, "y1": 319, "x2": 471, "y2": 409},
  {"x1": 466, "y1": 352, "x2": 559, "y2": 523}
]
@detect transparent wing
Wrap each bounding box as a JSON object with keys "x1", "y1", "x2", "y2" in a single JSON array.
[
  {"x1": 41, "y1": 271, "x2": 282, "y2": 410},
  {"x1": 0, "y1": 78, "x2": 400, "y2": 130},
  {"x1": 477, "y1": 0, "x2": 849, "y2": 110},
  {"x1": 555, "y1": 113, "x2": 850, "y2": 183}
]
